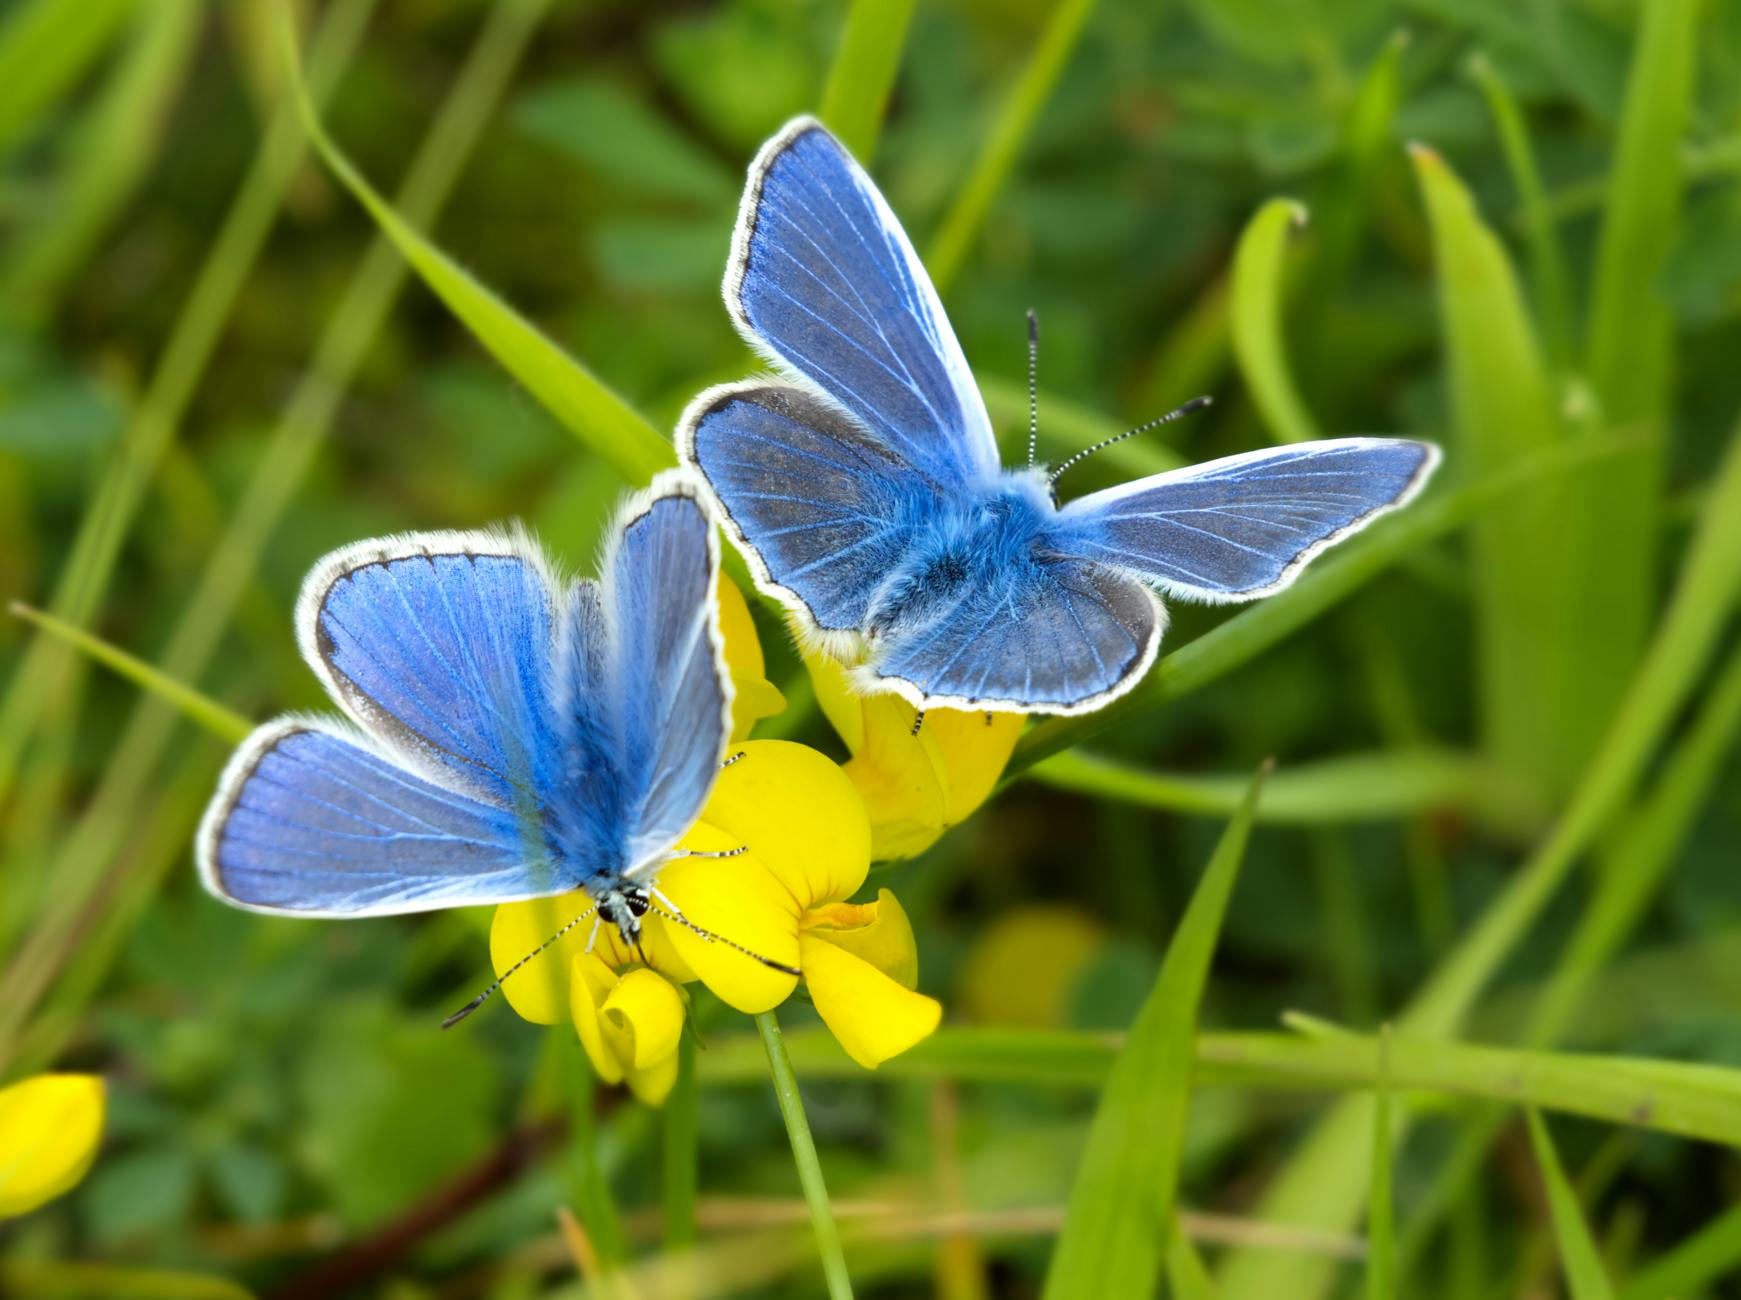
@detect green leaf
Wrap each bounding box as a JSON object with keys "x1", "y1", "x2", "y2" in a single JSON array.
[
  {"x1": 1231, "y1": 198, "x2": 1318, "y2": 443},
  {"x1": 8, "y1": 602, "x2": 253, "y2": 744},
  {"x1": 1410, "y1": 142, "x2": 1596, "y2": 800},
  {"x1": 925, "y1": 0, "x2": 1098, "y2": 292},
  {"x1": 1526, "y1": 1111, "x2": 1616, "y2": 1300},
  {"x1": 818, "y1": 0, "x2": 917, "y2": 163},
  {"x1": 1164, "y1": 1226, "x2": 1217, "y2": 1300},
  {"x1": 1618, "y1": 1201, "x2": 1741, "y2": 1300},
  {"x1": 288, "y1": 39, "x2": 673, "y2": 487},
  {"x1": 1029, "y1": 746, "x2": 1514, "y2": 827},
  {"x1": 1041, "y1": 767, "x2": 1264, "y2": 1300}
]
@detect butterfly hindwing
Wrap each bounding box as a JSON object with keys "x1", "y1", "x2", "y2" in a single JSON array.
[
  {"x1": 1056, "y1": 438, "x2": 1439, "y2": 601},
  {"x1": 198, "y1": 719, "x2": 563, "y2": 917},
  {"x1": 865, "y1": 559, "x2": 1161, "y2": 714},
  {"x1": 727, "y1": 117, "x2": 1000, "y2": 490},
  {"x1": 680, "y1": 381, "x2": 924, "y2": 635}
]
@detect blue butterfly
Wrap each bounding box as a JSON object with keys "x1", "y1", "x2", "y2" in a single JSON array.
[
  {"x1": 197, "y1": 472, "x2": 777, "y2": 999},
  {"x1": 678, "y1": 118, "x2": 1440, "y2": 716}
]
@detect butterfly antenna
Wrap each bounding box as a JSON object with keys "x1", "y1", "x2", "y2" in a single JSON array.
[
  {"x1": 1026, "y1": 309, "x2": 1040, "y2": 468},
  {"x1": 646, "y1": 897, "x2": 802, "y2": 977},
  {"x1": 441, "y1": 903, "x2": 599, "y2": 1029},
  {"x1": 1048, "y1": 396, "x2": 1213, "y2": 486}
]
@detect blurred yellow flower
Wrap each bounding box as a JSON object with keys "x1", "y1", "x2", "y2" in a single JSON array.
[
  {"x1": 0, "y1": 1073, "x2": 105, "y2": 1218},
  {"x1": 805, "y1": 648, "x2": 1023, "y2": 859},
  {"x1": 959, "y1": 905, "x2": 1108, "y2": 1029}
]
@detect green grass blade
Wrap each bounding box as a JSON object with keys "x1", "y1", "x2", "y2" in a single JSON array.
[
  {"x1": 1579, "y1": 0, "x2": 1704, "y2": 730},
  {"x1": 1041, "y1": 767, "x2": 1264, "y2": 1300},
  {"x1": 0, "y1": 0, "x2": 378, "y2": 811},
  {"x1": 1217, "y1": 419, "x2": 1741, "y2": 1300},
  {"x1": 1164, "y1": 1225, "x2": 1216, "y2": 1300},
  {"x1": 1526, "y1": 1111, "x2": 1616, "y2": 1300},
  {"x1": 7, "y1": 603, "x2": 251, "y2": 744},
  {"x1": 664, "y1": 1033, "x2": 699, "y2": 1252},
  {"x1": 925, "y1": 0, "x2": 1097, "y2": 292},
  {"x1": 695, "y1": 1024, "x2": 1741, "y2": 1147},
  {"x1": 758, "y1": 1011, "x2": 855, "y2": 1300},
  {"x1": 288, "y1": 31, "x2": 672, "y2": 486},
  {"x1": 1366, "y1": 1029, "x2": 1394, "y2": 1300},
  {"x1": 1465, "y1": 52, "x2": 1573, "y2": 369},
  {"x1": 1411, "y1": 142, "x2": 1594, "y2": 799},
  {"x1": 818, "y1": 0, "x2": 916, "y2": 163},
  {"x1": 1618, "y1": 1201, "x2": 1741, "y2": 1300},
  {"x1": 1, "y1": 0, "x2": 200, "y2": 316},
  {"x1": 0, "y1": 0, "x2": 135, "y2": 157},
  {"x1": 1010, "y1": 431, "x2": 1641, "y2": 774},
  {"x1": 1029, "y1": 746, "x2": 1511, "y2": 828},
  {"x1": 1231, "y1": 199, "x2": 1318, "y2": 443}
]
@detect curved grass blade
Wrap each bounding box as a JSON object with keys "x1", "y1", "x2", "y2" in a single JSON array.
[
  {"x1": 7, "y1": 603, "x2": 251, "y2": 744},
  {"x1": 287, "y1": 30, "x2": 672, "y2": 486},
  {"x1": 1165, "y1": 1226, "x2": 1215, "y2": 1300},
  {"x1": 1231, "y1": 198, "x2": 1318, "y2": 443},
  {"x1": 1040, "y1": 767, "x2": 1265, "y2": 1300},
  {"x1": 818, "y1": 0, "x2": 916, "y2": 164},
  {"x1": 925, "y1": 0, "x2": 1097, "y2": 292},
  {"x1": 1526, "y1": 1111, "x2": 1616, "y2": 1300},
  {"x1": 1030, "y1": 746, "x2": 1509, "y2": 827},
  {"x1": 1411, "y1": 142, "x2": 1597, "y2": 800}
]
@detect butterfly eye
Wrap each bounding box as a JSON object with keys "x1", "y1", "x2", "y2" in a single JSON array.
[{"x1": 624, "y1": 889, "x2": 652, "y2": 918}]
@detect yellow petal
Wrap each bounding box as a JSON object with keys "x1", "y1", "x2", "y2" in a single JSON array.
[
  {"x1": 800, "y1": 934, "x2": 942, "y2": 1069},
  {"x1": 568, "y1": 952, "x2": 627, "y2": 1084},
  {"x1": 691, "y1": 740, "x2": 870, "y2": 908},
  {"x1": 626, "y1": 1051, "x2": 680, "y2": 1107},
  {"x1": 804, "y1": 642, "x2": 865, "y2": 754},
  {"x1": 718, "y1": 576, "x2": 785, "y2": 739},
  {"x1": 802, "y1": 889, "x2": 920, "y2": 990},
  {"x1": 926, "y1": 708, "x2": 1024, "y2": 825},
  {"x1": 653, "y1": 821, "x2": 801, "y2": 1013},
  {"x1": 601, "y1": 968, "x2": 686, "y2": 1072},
  {"x1": 959, "y1": 904, "x2": 1107, "y2": 1029},
  {"x1": 0, "y1": 1074, "x2": 105, "y2": 1218}
]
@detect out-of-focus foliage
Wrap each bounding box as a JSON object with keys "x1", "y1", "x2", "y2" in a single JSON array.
[{"x1": 4, "y1": 0, "x2": 1741, "y2": 1297}]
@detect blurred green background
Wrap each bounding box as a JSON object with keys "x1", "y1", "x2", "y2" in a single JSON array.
[{"x1": 3, "y1": 0, "x2": 1741, "y2": 1296}]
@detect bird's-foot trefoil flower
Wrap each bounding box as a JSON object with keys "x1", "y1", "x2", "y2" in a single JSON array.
[
  {"x1": 0, "y1": 1073, "x2": 105, "y2": 1218},
  {"x1": 805, "y1": 647, "x2": 1024, "y2": 860}
]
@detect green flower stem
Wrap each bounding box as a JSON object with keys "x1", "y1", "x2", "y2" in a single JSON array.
[
  {"x1": 663, "y1": 1032, "x2": 699, "y2": 1252},
  {"x1": 756, "y1": 1010, "x2": 855, "y2": 1300}
]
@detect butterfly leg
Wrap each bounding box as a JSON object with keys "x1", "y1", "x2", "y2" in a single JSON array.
[
  {"x1": 909, "y1": 705, "x2": 927, "y2": 737},
  {"x1": 583, "y1": 913, "x2": 602, "y2": 955},
  {"x1": 668, "y1": 844, "x2": 749, "y2": 861},
  {"x1": 721, "y1": 750, "x2": 747, "y2": 769}
]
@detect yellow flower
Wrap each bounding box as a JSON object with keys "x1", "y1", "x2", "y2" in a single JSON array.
[
  {"x1": 495, "y1": 741, "x2": 941, "y2": 1079},
  {"x1": 717, "y1": 574, "x2": 785, "y2": 740},
  {"x1": 0, "y1": 1073, "x2": 105, "y2": 1218},
  {"x1": 959, "y1": 905, "x2": 1108, "y2": 1029},
  {"x1": 805, "y1": 648, "x2": 1024, "y2": 860}
]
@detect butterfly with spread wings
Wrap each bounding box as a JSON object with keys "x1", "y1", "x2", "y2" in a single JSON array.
[{"x1": 679, "y1": 118, "x2": 1439, "y2": 716}]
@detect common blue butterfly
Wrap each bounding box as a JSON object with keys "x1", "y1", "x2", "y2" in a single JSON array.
[
  {"x1": 197, "y1": 471, "x2": 785, "y2": 1001},
  {"x1": 678, "y1": 118, "x2": 1440, "y2": 716}
]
